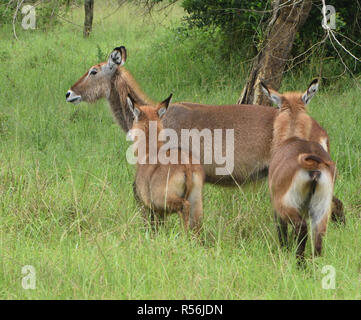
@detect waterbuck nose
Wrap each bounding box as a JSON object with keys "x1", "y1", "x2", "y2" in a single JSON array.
[{"x1": 66, "y1": 91, "x2": 71, "y2": 98}]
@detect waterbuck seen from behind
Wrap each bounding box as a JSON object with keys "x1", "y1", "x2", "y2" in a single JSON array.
[{"x1": 261, "y1": 80, "x2": 336, "y2": 261}]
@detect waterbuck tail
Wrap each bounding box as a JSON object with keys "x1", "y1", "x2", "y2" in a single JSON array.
[{"x1": 298, "y1": 153, "x2": 325, "y2": 171}]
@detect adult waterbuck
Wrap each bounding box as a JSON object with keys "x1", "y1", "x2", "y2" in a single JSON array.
[
  {"x1": 66, "y1": 46, "x2": 344, "y2": 223},
  {"x1": 261, "y1": 80, "x2": 336, "y2": 260}
]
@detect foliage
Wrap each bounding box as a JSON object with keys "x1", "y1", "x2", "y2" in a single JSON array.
[
  {"x1": 138, "y1": 0, "x2": 361, "y2": 74},
  {"x1": 294, "y1": 0, "x2": 361, "y2": 73},
  {"x1": 181, "y1": 0, "x2": 268, "y2": 50}
]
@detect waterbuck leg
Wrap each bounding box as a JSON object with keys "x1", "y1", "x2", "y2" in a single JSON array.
[
  {"x1": 188, "y1": 189, "x2": 203, "y2": 235},
  {"x1": 133, "y1": 181, "x2": 153, "y2": 230},
  {"x1": 274, "y1": 212, "x2": 288, "y2": 248},
  {"x1": 151, "y1": 211, "x2": 166, "y2": 231},
  {"x1": 139, "y1": 207, "x2": 165, "y2": 233},
  {"x1": 294, "y1": 219, "x2": 308, "y2": 263},
  {"x1": 140, "y1": 206, "x2": 155, "y2": 231},
  {"x1": 189, "y1": 201, "x2": 203, "y2": 236},
  {"x1": 312, "y1": 213, "x2": 329, "y2": 257},
  {"x1": 314, "y1": 230, "x2": 323, "y2": 256},
  {"x1": 166, "y1": 197, "x2": 190, "y2": 231},
  {"x1": 331, "y1": 196, "x2": 345, "y2": 225},
  {"x1": 180, "y1": 200, "x2": 190, "y2": 232}
]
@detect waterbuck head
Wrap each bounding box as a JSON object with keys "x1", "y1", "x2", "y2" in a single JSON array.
[
  {"x1": 126, "y1": 94, "x2": 173, "y2": 142},
  {"x1": 260, "y1": 79, "x2": 319, "y2": 112},
  {"x1": 261, "y1": 79, "x2": 326, "y2": 152},
  {"x1": 66, "y1": 46, "x2": 127, "y2": 104}
]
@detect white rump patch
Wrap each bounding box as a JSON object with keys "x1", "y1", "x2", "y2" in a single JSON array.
[
  {"x1": 282, "y1": 168, "x2": 333, "y2": 228},
  {"x1": 282, "y1": 169, "x2": 311, "y2": 212},
  {"x1": 309, "y1": 169, "x2": 333, "y2": 229}
]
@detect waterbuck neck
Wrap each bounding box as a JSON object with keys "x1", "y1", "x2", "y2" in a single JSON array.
[
  {"x1": 272, "y1": 104, "x2": 312, "y2": 153},
  {"x1": 108, "y1": 69, "x2": 152, "y2": 132}
]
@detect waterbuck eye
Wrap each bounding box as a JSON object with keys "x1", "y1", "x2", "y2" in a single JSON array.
[{"x1": 90, "y1": 69, "x2": 98, "y2": 75}]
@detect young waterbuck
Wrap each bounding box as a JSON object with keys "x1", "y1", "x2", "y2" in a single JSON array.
[
  {"x1": 261, "y1": 80, "x2": 336, "y2": 260},
  {"x1": 66, "y1": 46, "x2": 344, "y2": 223},
  {"x1": 127, "y1": 94, "x2": 205, "y2": 232}
]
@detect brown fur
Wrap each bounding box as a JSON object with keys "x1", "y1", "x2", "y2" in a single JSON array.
[
  {"x1": 130, "y1": 101, "x2": 205, "y2": 233},
  {"x1": 268, "y1": 83, "x2": 336, "y2": 260}
]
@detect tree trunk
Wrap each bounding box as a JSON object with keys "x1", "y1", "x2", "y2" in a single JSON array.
[
  {"x1": 83, "y1": 0, "x2": 94, "y2": 37},
  {"x1": 237, "y1": 0, "x2": 312, "y2": 106}
]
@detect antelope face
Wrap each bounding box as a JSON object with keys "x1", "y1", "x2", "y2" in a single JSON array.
[
  {"x1": 66, "y1": 46, "x2": 127, "y2": 104},
  {"x1": 126, "y1": 94, "x2": 173, "y2": 141},
  {"x1": 66, "y1": 63, "x2": 111, "y2": 104}
]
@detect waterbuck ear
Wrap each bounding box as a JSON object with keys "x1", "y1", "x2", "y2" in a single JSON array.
[
  {"x1": 157, "y1": 93, "x2": 173, "y2": 118},
  {"x1": 109, "y1": 46, "x2": 127, "y2": 66},
  {"x1": 302, "y1": 79, "x2": 319, "y2": 105},
  {"x1": 260, "y1": 81, "x2": 282, "y2": 108},
  {"x1": 127, "y1": 96, "x2": 140, "y2": 121}
]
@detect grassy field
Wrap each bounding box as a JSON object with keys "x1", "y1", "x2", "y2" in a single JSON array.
[{"x1": 0, "y1": 2, "x2": 360, "y2": 299}]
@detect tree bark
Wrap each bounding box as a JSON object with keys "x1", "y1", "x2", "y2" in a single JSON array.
[
  {"x1": 237, "y1": 0, "x2": 312, "y2": 106},
  {"x1": 83, "y1": 0, "x2": 94, "y2": 37}
]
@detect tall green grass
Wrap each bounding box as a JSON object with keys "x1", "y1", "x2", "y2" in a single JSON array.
[{"x1": 0, "y1": 2, "x2": 360, "y2": 299}]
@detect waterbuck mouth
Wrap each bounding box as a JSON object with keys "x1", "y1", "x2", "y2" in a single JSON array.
[
  {"x1": 67, "y1": 96, "x2": 81, "y2": 104},
  {"x1": 66, "y1": 90, "x2": 82, "y2": 104}
]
